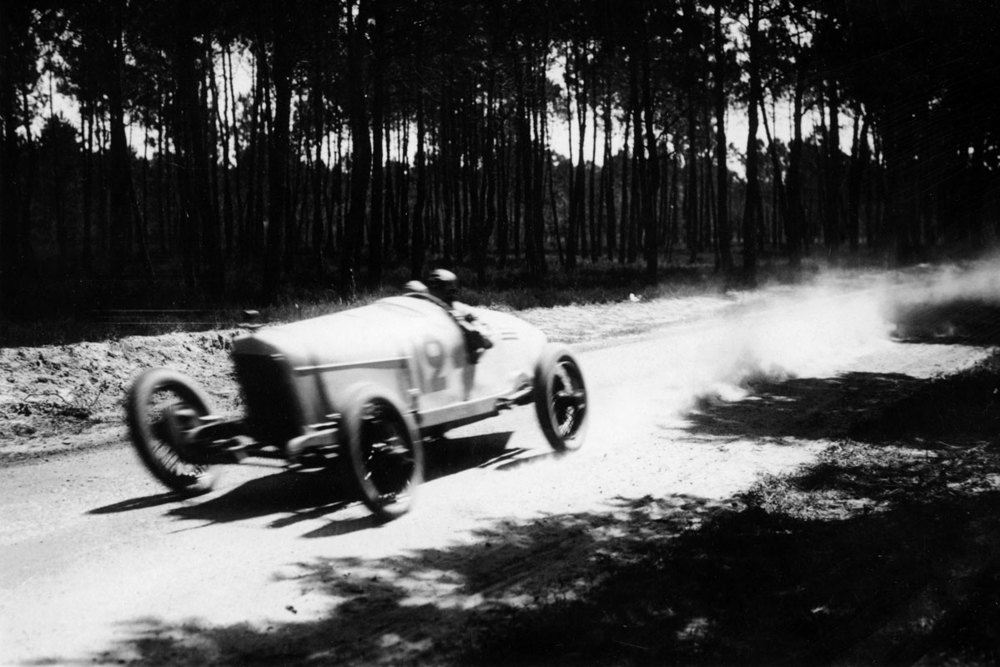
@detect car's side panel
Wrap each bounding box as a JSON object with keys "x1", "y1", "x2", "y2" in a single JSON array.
[
  {"x1": 231, "y1": 296, "x2": 551, "y2": 442},
  {"x1": 413, "y1": 306, "x2": 548, "y2": 431},
  {"x1": 407, "y1": 307, "x2": 468, "y2": 410}
]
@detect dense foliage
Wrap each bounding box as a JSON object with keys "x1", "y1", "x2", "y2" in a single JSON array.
[{"x1": 1, "y1": 0, "x2": 999, "y2": 318}]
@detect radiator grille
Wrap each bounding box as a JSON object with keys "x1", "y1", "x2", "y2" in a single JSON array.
[{"x1": 233, "y1": 353, "x2": 302, "y2": 446}]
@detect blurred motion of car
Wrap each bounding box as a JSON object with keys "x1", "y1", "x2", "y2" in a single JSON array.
[{"x1": 126, "y1": 292, "x2": 588, "y2": 521}]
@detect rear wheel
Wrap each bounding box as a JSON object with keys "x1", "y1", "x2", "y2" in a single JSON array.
[
  {"x1": 533, "y1": 344, "x2": 588, "y2": 452},
  {"x1": 126, "y1": 368, "x2": 217, "y2": 496},
  {"x1": 343, "y1": 387, "x2": 424, "y2": 521}
]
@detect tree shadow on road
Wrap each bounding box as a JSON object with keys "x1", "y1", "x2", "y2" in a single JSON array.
[
  {"x1": 83, "y1": 474, "x2": 1000, "y2": 666},
  {"x1": 684, "y1": 353, "x2": 1000, "y2": 445},
  {"x1": 685, "y1": 371, "x2": 926, "y2": 441},
  {"x1": 890, "y1": 299, "x2": 1000, "y2": 346}
]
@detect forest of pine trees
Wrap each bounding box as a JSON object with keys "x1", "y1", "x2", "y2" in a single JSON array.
[{"x1": 2, "y1": 0, "x2": 999, "y2": 319}]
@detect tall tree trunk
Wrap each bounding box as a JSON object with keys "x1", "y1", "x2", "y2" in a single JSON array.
[
  {"x1": 480, "y1": 70, "x2": 498, "y2": 284},
  {"x1": 532, "y1": 54, "x2": 548, "y2": 275},
  {"x1": 497, "y1": 114, "x2": 510, "y2": 268},
  {"x1": 685, "y1": 103, "x2": 698, "y2": 263},
  {"x1": 311, "y1": 43, "x2": 326, "y2": 278},
  {"x1": 847, "y1": 110, "x2": 869, "y2": 251},
  {"x1": 640, "y1": 29, "x2": 659, "y2": 283},
  {"x1": 741, "y1": 0, "x2": 761, "y2": 284},
  {"x1": 760, "y1": 95, "x2": 787, "y2": 256},
  {"x1": 786, "y1": 65, "x2": 805, "y2": 267},
  {"x1": 619, "y1": 116, "x2": 630, "y2": 264},
  {"x1": 216, "y1": 43, "x2": 235, "y2": 257},
  {"x1": 223, "y1": 45, "x2": 242, "y2": 256},
  {"x1": 263, "y1": 1, "x2": 293, "y2": 296},
  {"x1": 825, "y1": 78, "x2": 841, "y2": 259},
  {"x1": 588, "y1": 74, "x2": 599, "y2": 262},
  {"x1": 573, "y1": 47, "x2": 588, "y2": 265},
  {"x1": 174, "y1": 0, "x2": 222, "y2": 294},
  {"x1": 0, "y1": 0, "x2": 26, "y2": 317},
  {"x1": 602, "y1": 82, "x2": 616, "y2": 261},
  {"x1": 440, "y1": 88, "x2": 454, "y2": 262},
  {"x1": 411, "y1": 90, "x2": 427, "y2": 278},
  {"x1": 82, "y1": 100, "x2": 94, "y2": 271},
  {"x1": 368, "y1": 0, "x2": 386, "y2": 284},
  {"x1": 627, "y1": 51, "x2": 642, "y2": 264},
  {"x1": 562, "y1": 45, "x2": 578, "y2": 270},
  {"x1": 713, "y1": 2, "x2": 733, "y2": 276},
  {"x1": 880, "y1": 101, "x2": 915, "y2": 264},
  {"x1": 107, "y1": 3, "x2": 134, "y2": 276},
  {"x1": 341, "y1": 0, "x2": 370, "y2": 290},
  {"x1": 516, "y1": 54, "x2": 542, "y2": 276}
]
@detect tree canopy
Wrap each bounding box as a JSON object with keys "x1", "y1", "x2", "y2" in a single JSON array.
[{"x1": 2, "y1": 0, "x2": 998, "y2": 317}]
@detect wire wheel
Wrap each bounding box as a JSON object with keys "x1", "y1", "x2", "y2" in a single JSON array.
[
  {"x1": 126, "y1": 368, "x2": 216, "y2": 495},
  {"x1": 344, "y1": 388, "x2": 423, "y2": 521},
  {"x1": 534, "y1": 345, "x2": 588, "y2": 452}
]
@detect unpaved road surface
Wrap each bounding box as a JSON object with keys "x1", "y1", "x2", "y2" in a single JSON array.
[{"x1": 2, "y1": 266, "x2": 999, "y2": 665}]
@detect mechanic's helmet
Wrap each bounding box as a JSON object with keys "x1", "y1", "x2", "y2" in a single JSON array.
[{"x1": 426, "y1": 268, "x2": 459, "y2": 302}]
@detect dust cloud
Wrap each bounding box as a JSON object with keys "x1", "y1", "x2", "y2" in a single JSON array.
[
  {"x1": 890, "y1": 257, "x2": 1000, "y2": 306},
  {"x1": 641, "y1": 259, "x2": 1000, "y2": 423}
]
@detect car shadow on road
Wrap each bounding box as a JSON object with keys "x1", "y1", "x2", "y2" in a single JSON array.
[
  {"x1": 162, "y1": 468, "x2": 358, "y2": 528},
  {"x1": 423, "y1": 430, "x2": 515, "y2": 480},
  {"x1": 88, "y1": 491, "x2": 183, "y2": 514},
  {"x1": 89, "y1": 430, "x2": 530, "y2": 533}
]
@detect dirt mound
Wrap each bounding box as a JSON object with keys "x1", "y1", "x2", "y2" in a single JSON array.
[{"x1": 0, "y1": 331, "x2": 240, "y2": 463}]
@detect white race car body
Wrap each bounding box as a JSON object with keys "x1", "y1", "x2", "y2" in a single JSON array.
[
  {"x1": 126, "y1": 294, "x2": 586, "y2": 520},
  {"x1": 231, "y1": 296, "x2": 547, "y2": 446}
]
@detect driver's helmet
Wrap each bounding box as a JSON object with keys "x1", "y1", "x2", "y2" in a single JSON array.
[
  {"x1": 425, "y1": 268, "x2": 458, "y2": 303},
  {"x1": 404, "y1": 279, "x2": 428, "y2": 294}
]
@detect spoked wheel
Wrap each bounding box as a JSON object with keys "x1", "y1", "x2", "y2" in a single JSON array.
[
  {"x1": 534, "y1": 344, "x2": 588, "y2": 452},
  {"x1": 126, "y1": 368, "x2": 217, "y2": 496},
  {"x1": 343, "y1": 387, "x2": 423, "y2": 521}
]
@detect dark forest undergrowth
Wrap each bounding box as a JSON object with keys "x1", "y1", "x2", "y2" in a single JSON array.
[{"x1": 0, "y1": 247, "x2": 880, "y2": 348}]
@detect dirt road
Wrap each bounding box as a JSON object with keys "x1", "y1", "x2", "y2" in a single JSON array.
[{"x1": 1, "y1": 267, "x2": 997, "y2": 665}]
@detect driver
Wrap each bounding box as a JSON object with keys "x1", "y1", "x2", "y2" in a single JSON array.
[{"x1": 423, "y1": 269, "x2": 494, "y2": 363}]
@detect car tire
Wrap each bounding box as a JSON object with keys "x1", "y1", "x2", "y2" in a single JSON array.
[
  {"x1": 342, "y1": 386, "x2": 424, "y2": 521},
  {"x1": 533, "y1": 344, "x2": 588, "y2": 452},
  {"x1": 126, "y1": 367, "x2": 217, "y2": 496}
]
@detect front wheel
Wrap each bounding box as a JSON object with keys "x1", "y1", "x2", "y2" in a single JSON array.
[
  {"x1": 533, "y1": 344, "x2": 588, "y2": 452},
  {"x1": 342, "y1": 387, "x2": 424, "y2": 521},
  {"x1": 126, "y1": 367, "x2": 217, "y2": 496}
]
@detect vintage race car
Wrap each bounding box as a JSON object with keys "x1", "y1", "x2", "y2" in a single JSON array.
[{"x1": 126, "y1": 293, "x2": 588, "y2": 520}]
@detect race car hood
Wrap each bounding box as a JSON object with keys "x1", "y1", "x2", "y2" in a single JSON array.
[
  {"x1": 233, "y1": 296, "x2": 546, "y2": 365},
  {"x1": 231, "y1": 297, "x2": 437, "y2": 368}
]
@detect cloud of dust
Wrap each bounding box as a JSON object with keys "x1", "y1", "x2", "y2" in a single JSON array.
[
  {"x1": 684, "y1": 259, "x2": 1000, "y2": 415},
  {"x1": 694, "y1": 281, "x2": 894, "y2": 403},
  {"x1": 887, "y1": 257, "x2": 1000, "y2": 307},
  {"x1": 660, "y1": 259, "x2": 1000, "y2": 419}
]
